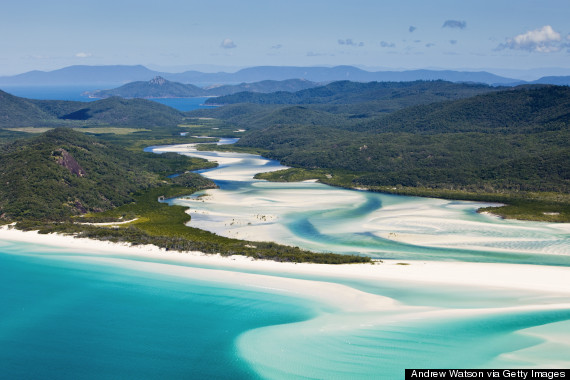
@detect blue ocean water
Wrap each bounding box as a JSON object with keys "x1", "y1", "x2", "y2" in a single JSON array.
[
  {"x1": 0, "y1": 242, "x2": 316, "y2": 379},
  {"x1": 1, "y1": 85, "x2": 214, "y2": 111},
  {"x1": 1, "y1": 85, "x2": 103, "y2": 101}
]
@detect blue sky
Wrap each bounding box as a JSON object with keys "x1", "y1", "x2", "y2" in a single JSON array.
[{"x1": 1, "y1": 0, "x2": 569, "y2": 75}]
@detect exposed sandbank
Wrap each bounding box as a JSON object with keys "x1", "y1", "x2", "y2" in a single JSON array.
[{"x1": 1, "y1": 226, "x2": 569, "y2": 299}]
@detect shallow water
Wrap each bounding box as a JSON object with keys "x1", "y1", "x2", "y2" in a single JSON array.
[
  {"x1": 2, "y1": 142, "x2": 569, "y2": 378},
  {"x1": 157, "y1": 142, "x2": 570, "y2": 265},
  {"x1": 0, "y1": 241, "x2": 316, "y2": 379},
  {"x1": 2, "y1": 240, "x2": 569, "y2": 379}
]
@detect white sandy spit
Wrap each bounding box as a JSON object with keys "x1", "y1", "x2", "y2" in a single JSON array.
[
  {"x1": 176, "y1": 183, "x2": 570, "y2": 256},
  {"x1": 1, "y1": 225, "x2": 569, "y2": 301}
]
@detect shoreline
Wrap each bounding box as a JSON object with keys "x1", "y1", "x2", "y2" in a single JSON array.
[
  {"x1": 3, "y1": 227, "x2": 570, "y2": 373},
  {"x1": 2, "y1": 225, "x2": 569, "y2": 298}
]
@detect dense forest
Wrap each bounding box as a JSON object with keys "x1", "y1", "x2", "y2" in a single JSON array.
[
  {"x1": 206, "y1": 80, "x2": 499, "y2": 106},
  {"x1": 0, "y1": 128, "x2": 214, "y2": 220}
]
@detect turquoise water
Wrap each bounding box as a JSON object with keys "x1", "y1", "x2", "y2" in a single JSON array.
[
  {"x1": 2, "y1": 240, "x2": 569, "y2": 379},
  {"x1": 0, "y1": 241, "x2": 316, "y2": 379},
  {"x1": 2, "y1": 142, "x2": 570, "y2": 378},
  {"x1": 162, "y1": 143, "x2": 570, "y2": 266}
]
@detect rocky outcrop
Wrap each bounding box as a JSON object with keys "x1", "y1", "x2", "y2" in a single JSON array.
[
  {"x1": 149, "y1": 76, "x2": 167, "y2": 86},
  {"x1": 53, "y1": 148, "x2": 86, "y2": 177}
]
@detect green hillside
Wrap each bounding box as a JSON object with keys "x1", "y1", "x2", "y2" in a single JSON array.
[
  {"x1": 52, "y1": 97, "x2": 185, "y2": 127},
  {"x1": 205, "y1": 80, "x2": 500, "y2": 109},
  {"x1": 0, "y1": 90, "x2": 56, "y2": 127},
  {"x1": 89, "y1": 76, "x2": 207, "y2": 98},
  {"x1": 233, "y1": 86, "x2": 569, "y2": 191},
  {"x1": 357, "y1": 85, "x2": 570, "y2": 133},
  {"x1": 0, "y1": 128, "x2": 369, "y2": 264},
  {"x1": 197, "y1": 85, "x2": 570, "y2": 221},
  {"x1": 87, "y1": 77, "x2": 321, "y2": 99},
  {"x1": 206, "y1": 79, "x2": 319, "y2": 96},
  {"x1": 0, "y1": 128, "x2": 213, "y2": 220},
  {"x1": 0, "y1": 89, "x2": 185, "y2": 128}
]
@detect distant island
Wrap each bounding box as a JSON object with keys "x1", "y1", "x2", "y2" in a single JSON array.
[{"x1": 85, "y1": 76, "x2": 321, "y2": 99}]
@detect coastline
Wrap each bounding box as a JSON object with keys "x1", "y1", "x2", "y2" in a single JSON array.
[
  {"x1": 2, "y1": 225, "x2": 569, "y2": 298},
  {"x1": 3, "y1": 225, "x2": 570, "y2": 374}
]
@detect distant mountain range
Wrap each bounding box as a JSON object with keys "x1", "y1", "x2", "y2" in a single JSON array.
[
  {"x1": 5, "y1": 64, "x2": 570, "y2": 87},
  {"x1": 86, "y1": 77, "x2": 321, "y2": 98}
]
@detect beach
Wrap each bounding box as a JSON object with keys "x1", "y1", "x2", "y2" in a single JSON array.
[
  {"x1": 2, "y1": 224, "x2": 570, "y2": 377},
  {"x1": 2, "y1": 225, "x2": 569, "y2": 301}
]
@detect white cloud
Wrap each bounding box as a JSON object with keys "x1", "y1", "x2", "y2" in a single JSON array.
[
  {"x1": 338, "y1": 38, "x2": 364, "y2": 47},
  {"x1": 443, "y1": 20, "x2": 466, "y2": 29},
  {"x1": 75, "y1": 52, "x2": 92, "y2": 58},
  {"x1": 220, "y1": 38, "x2": 237, "y2": 49},
  {"x1": 497, "y1": 25, "x2": 563, "y2": 53}
]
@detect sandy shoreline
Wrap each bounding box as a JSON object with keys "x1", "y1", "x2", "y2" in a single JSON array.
[
  {"x1": 154, "y1": 143, "x2": 570, "y2": 259},
  {"x1": 3, "y1": 226, "x2": 570, "y2": 373},
  {"x1": 1, "y1": 225, "x2": 569, "y2": 299}
]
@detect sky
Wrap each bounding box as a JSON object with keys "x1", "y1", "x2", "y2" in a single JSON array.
[{"x1": 1, "y1": 0, "x2": 570, "y2": 76}]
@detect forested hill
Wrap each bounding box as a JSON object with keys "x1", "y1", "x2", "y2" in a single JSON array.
[
  {"x1": 0, "y1": 89, "x2": 66, "y2": 127},
  {"x1": 88, "y1": 76, "x2": 206, "y2": 98},
  {"x1": 88, "y1": 77, "x2": 320, "y2": 98},
  {"x1": 205, "y1": 80, "x2": 500, "y2": 106},
  {"x1": 0, "y1": 89, "x2": 185, "y2": 128},
  {"x1": 205, "y1": 79, "x2": 320, "y2": 96},
  {"x1": 228, "y1": 85, "x2": 570, "y2": 195},
  {"x1": 0, "y1": 128, "x2": 214, "y2": 220},
  {"x1": 356, "y1": 85, "x2": 570, "y2": 134}
]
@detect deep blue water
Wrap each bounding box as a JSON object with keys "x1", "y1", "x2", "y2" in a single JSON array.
[{"x1": 1, "y1": 85, "x2": 214, "y2": 111}]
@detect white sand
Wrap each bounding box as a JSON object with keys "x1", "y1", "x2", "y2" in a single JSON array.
[
  {"x1": 3, "y1": 223, "x2": 570, "y2": 371},
  {"x1": 2, "y1": 225, "x2": 569, "y2": 302},
  {"x1": 176, "y1": 184, "x2": 570, "y2": 256},
  {"x1": 151, "y1": 143, "x2": 570, "y2": 257}
]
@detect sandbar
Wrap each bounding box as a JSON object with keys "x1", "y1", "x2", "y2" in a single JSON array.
[{"x1": 1, "y1": 225, "x2": 569, "y2": 301}]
